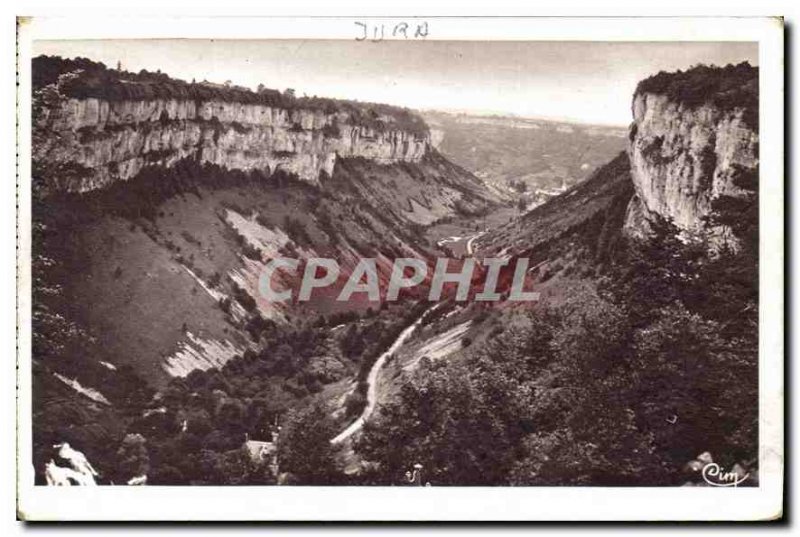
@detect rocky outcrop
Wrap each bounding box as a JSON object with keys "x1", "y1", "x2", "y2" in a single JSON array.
[
  {"x1": 624, "y1": 84, "x2": 758, "y2": 240},
  {"x1": 34, "y1": 96, "x2": 430, "y2": 192}
]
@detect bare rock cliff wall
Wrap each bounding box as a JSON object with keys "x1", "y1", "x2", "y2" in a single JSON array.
[
  {"x1": 34, "y1": 97, "x2": 430, "y2": 192},
  {"x1": 624, "y1": 92, "x2": 758, "y2": 237}
]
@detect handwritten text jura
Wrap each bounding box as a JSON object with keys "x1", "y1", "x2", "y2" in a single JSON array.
[{"x1": 355, "y1": 21, "x2": 429, "y2": 42}]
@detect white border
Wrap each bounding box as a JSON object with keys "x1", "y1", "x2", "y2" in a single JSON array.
[{"x1": 16, "y1": 16, "x2": 784, "y2": 521}]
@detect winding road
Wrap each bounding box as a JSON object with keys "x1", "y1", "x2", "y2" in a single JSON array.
[
  {"x1": 329, "y1": 231, "x2": 482, "y2": 445},
  {"x1": 465, "y1": 231, "x2": 484, "y2": 257},
  {"x1": 330, "y1": 304, "x2": 442, "y2": 445}
]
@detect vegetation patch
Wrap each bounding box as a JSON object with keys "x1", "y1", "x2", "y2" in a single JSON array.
[{"x1": 636, "y1": 62, "x2": 758, "y2": 129}]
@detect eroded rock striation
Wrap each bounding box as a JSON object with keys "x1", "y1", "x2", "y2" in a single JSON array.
[
  {"x1": 624, "y1": 63, "x2": 759, "y2": 240},
  {"x1": 34, "y1": 96, "x2": 430, "y2": 192},
  {"x1": 32, "y1": 56, "x2": 431, "y2": 193}
]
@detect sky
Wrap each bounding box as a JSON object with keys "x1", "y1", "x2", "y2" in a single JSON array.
[{"x1": 34, "y1": 40, "x2": 758, "y2": 126}]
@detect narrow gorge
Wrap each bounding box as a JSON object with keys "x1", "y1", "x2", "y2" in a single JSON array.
[{"x1": 29, "y1": 56, "x2": 760, "y2": 488}]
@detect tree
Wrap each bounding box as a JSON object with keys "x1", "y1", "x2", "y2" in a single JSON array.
[
  {"x1": 278, "y1": 403, "x2": 341, "y2": 484},
  {"x1": 629, "y1": 304, "x2": 757, "y2": 468},
  {"x1": 116, "y1": 433, "x2": 149, "y2": 482},
  {"x1": 356, "y1": 343, "x2": 536, "y2": 486}
]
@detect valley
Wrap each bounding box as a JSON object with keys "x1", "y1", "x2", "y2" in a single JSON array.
[
  {"x1": 30, "y1": 57, "x2": 760, "y2": 487},
  {"x1": 424, "y1": 110, "x2": 628, "y2": 208}
]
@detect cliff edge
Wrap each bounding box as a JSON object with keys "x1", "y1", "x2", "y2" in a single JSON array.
[
  {"x1": 624, "y1": 62, "x2": 759, "y2": 243},
  {"x1": 32, "y1": 56, "x2": 431, "y2": 192}
]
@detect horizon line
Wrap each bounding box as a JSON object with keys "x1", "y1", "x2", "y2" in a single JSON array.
[{"x1": 35, "y1": 52, "x2": 634, "y2": 129}]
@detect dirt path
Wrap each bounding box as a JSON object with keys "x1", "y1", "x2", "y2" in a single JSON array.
[
  {"x1": 466, "y1": 231, "x2": 485, "y2": 256},
  {"x1": 329, "y1": 229, "x2": 482, "y2": 446},
  {"x1": 330, "y1": 304, "x2": 442, "y2": 445}
]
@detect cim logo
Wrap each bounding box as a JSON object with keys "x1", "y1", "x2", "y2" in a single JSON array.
[{"x1": 701, "y1": 462, "x2": 750, "y2": 487}]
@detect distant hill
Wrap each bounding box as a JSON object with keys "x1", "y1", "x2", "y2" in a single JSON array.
[{"x1": 422, "y1": 110, "x2": 627, "y2": 205}]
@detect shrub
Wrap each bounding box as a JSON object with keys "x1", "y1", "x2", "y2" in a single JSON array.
[
  {"x1": 232, "y1": 284, "x2": 257, "y2": 313},
  {"x1": 322, "y1": 122, "x2": 341, "y2": 138},
  {"x1": 283, "y1": 216, "x2": 312, "y2": 248},
  {"x1": 240, "y1": 241, "x2": 263, "y2": 262}
]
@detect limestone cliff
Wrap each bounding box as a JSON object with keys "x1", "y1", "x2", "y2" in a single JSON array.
[
  {"x1": 32, "y1": 55, "x2": 431, "y2": 193},
  {"x1": 624, "y1": 63, "x2": 759, "y2": 240},
  {"x1": 34, "y1": 96, "x2": 429, "y2": 193}
]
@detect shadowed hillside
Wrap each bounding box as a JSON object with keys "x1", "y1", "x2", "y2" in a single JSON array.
[{"x1": 31, "y1": 57, "x2": 499, "y2": 485}]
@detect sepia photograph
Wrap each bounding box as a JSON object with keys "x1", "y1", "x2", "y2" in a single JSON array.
[{"x1": 15, "y1": 15, "x2": 784, "y2": 521}]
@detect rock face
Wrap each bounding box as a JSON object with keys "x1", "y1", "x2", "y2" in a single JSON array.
[
  {"x1": 34, "y1": 96, "x2": 430, "y2": 192},
  {"x1": 625, "y1": 91, "x2": 758, "y2": 238}
]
